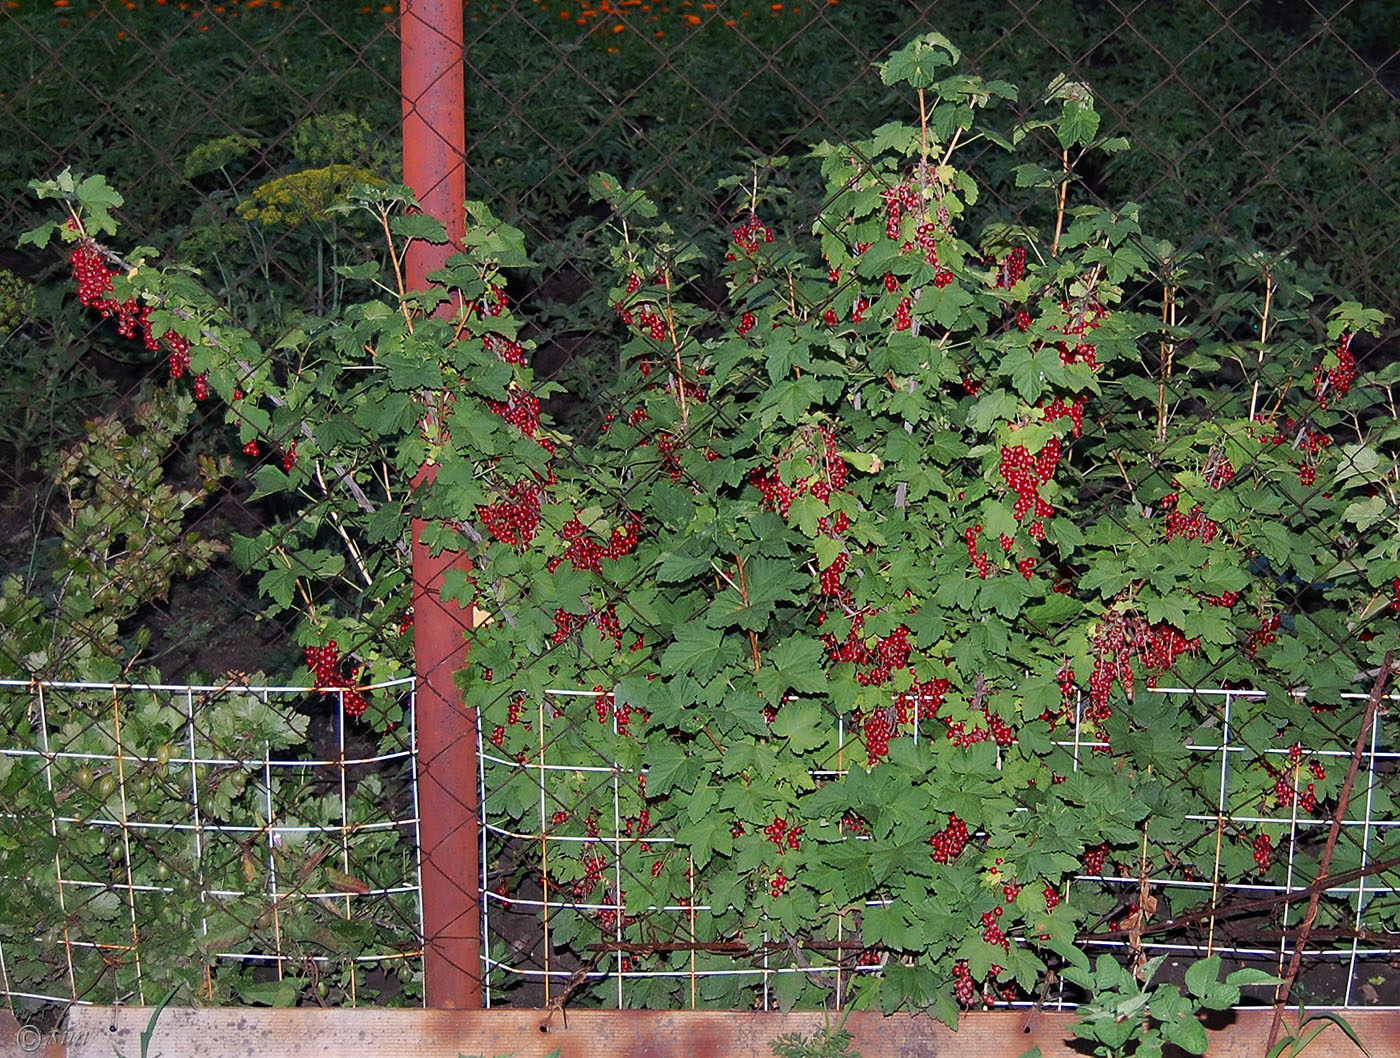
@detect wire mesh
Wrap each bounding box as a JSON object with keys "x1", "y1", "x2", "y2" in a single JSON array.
[
  {"x1": 479, "y1": 686, "x2": 1400, "y2": 1011},
  {"x1": 0, "y1": 678, "x2": 421, "y2": 1023}
]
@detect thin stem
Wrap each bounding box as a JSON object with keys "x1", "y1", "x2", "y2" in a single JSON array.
[
  {"x1": 378, "y1": 206, "x2": 414, "y2": 334},
  {"x1": 663, "y1": 267, "x2": 688, "y2": 427},
  {"x1": 1052, "y1": 149, "x2": 1070, "y2": 257},
  {"x1": 917, "y1": 87, "x2": 930, "y2": 178},
  {"x1": 939, "y1": 125, "x2": 963, "y2": 169},
  {"x1": 1156, "y1": 283, "x2": 1175, "y2": 444},
  {"x1": 736, "y1": 555, "x2": 761, "y2": 674},
  {"x1": 1247, "y1": 271, "x2": 1275, "y2": 423}
]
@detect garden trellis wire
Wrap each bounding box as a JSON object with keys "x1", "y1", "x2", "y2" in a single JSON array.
[
  {"x1": 0, "y1": 678, "x2": 420, "y2": 1016},
  {"x1": 4, "y1": 677, "x2": 1399, "y2": 1017},
  {"x1": 4, "y1": 0, "x2": 1400, "y2": 1036},
  {"x1": 478, "y1": 684, "x2": 1400, "y2": 1012}
]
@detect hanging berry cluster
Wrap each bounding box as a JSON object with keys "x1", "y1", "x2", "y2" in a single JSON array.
[
  {"x1": 305, "y1": 640, "x2": 369, "y2": 718},
  {"x1": 1086, "y1": 611, "x2": 1200, "y2": 742},
  {"x1": 1313, "y1": 332, "x2": 1357, "y2": 409}
]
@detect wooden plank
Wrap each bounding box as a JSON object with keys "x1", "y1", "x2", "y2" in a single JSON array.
[{"x1": 59, "y1": 1006, "x2": 1386, "y2": 1058}]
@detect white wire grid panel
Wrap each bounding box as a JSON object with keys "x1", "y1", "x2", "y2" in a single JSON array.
[
  {"x1": 0, "y1": 678, "x2": 423, "y2": 1014},
  {"x1": 479, "y1": 686, "x2": 1400, "y2": 1011}
]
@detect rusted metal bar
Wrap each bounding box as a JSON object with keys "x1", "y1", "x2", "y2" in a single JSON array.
[
  {"x1": 401, "y1": 0, "x2": 479, "y2": 1010},
  {"x1": 65, "y1": 1007, "x2": 1386, "y2": 1058}
]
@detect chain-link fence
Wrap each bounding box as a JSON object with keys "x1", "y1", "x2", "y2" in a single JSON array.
[{"x1": 4, "y1": 0, "x2": 1400, "y2": 1034}]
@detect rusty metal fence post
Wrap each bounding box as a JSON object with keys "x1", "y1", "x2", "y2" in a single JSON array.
[{"x1": 401, "y1": 0, "x2": 481, "y2": 1010}]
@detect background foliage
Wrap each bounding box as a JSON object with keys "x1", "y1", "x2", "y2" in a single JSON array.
[{"x1": 2, "y1": 0, "x2": 1400, "y2": 1039}]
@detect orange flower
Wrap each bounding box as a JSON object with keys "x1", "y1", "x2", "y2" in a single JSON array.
[
  {"x1": 682, "y1": 13, "x2": 698, "y2": 24},
  {"x1": 53, "y1": 1, "x2": 69, "y2": 8}
]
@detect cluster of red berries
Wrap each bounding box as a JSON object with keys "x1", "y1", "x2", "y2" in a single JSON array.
[
  {"x1": 306, "y1": 641, "x2": 341, "y2": 686},
  {"x1": 994, "y1": 247, "x2": 1026, "y2": 289},
  {"x1": 483, "y1": 333, "x2": 526, "y2": 365},
  {"x1": 952, "y1": 960, "x2": 976, "y2": 1007},
  {"x1": 1039, "y1": 297, "x2": 1108, "y2": 369},
  {"x1": 763, "y1": 816, "x2": 802, "y2": 853},
  {"x1": 821, "y1": 615, "x2": 912, "y2": 684},
  {"x1": 1043, "y1": 663, "x2": 1077, "y2": 728},
  {"x1": 597, "y1": 889, "x2": 632, "y2": 935},
  {"x1": 1160, "y1": 493, "x2": 1221, "y2": 544},
  {"x1": 478, "y1": 480, "x2": 545, "y2": 546},
  {"x1": 622, "y1": 808, "x2": 651, "y2": 840},
  {"x1": 1268, "y1": 747, "x2": 1327, "y2": 811},
  {"x1": 653, "y1": 431, "x2": 687, "y2": 481},
  {"x1": 1314, "y1": 333, "x2": 1356, "y2": 409},
  {"x1": 1041, "y1": 393, "x2": 1088, "y2": 437},
  {"x1": 305, "y1": 641, "x2": 368, "y2": 717},
  {"x1": 861, "y1": 707, "x2": 895, "y2": 762},
  {"x1": 881, "y1": 182, "x2": 923, "y2": 240},
  {"x1": 1086, "y1": 611, "x2": 1201, "y2": 738},
  {"x1": 588, "y1": 685, "x2": 645, "y2": 734},
  {"x1": 731, "y1": 214, "x2": 774, "y2": 255},
  {"x1": 486, "y1": 387, "x2": 541, "y2": 438},
  {"x1": 70, "y1": 240, "x2": 307, "y2": 473},
  {"x1": 573, "y1": 853, "x2": 608, "y2": 899},
  {"x1": 169, "y1": 334, "x2": 194, "y2": 380},
  {"x1": 1205, "y1": 456, "x2": 1236, "y2": 490},
  {"x1": 1273, "y1": 774, "x2": 1319, "y2": 812},
  {"x1": 750, "y1": 426, "x2": 850, "y2": 519},
  {"x1": 999, "y1": 438, "x2": 1060, "y2": 527},
  {"x1": 981, "y1": 907, "x2": 1010, "y2": 951},
  {"x1": 769, "y1": 868, "x2": 788, "y2": 897},
  {"x1": 1253, "y1": 833, "x2": 1273, "y2": 873},
  {"x1": 893, "y1": 296, "x2": 913, "y2": 331},
  {"x1": 636, "y1": 307, "x2": 669, "y2": 341},
  {"x1": 1082, "y1": 842, "x2": 1111, "y2": 875},
  {"x1": 71, "y1": 242, "x2": 160, "y2": 349},
  {"x1": 1044, "y1": 885, "x2": 1061, "y2": 911},
  {"x1": 822, "y1": 614, "x2": 951, "y2": 761},
  {"x1": 547, "y1": 512, "x2": 642, "y2": 574},
  {"x1": 817, "y1": 551, "x2": 849, "y2": 599},
  {"x1": 941, "y1": 691, "x2": 1018, "y2": 748},
  {"x1": 472, "y1": 282, "x2": 508, "y2": 319},
  {"x1": 1204, "y1": 590, "x2": 1240, "y2": 608},
  {"x1": 1252, "y1": 415, "x2": 1332, "y2": 488},
  {"x1": 965, "y1": 524, "x2": 992, "y2": 578},
  {"x1": 71, "y1": 242, "x2": 251, "y2": 423},
  {"x1": 929, "y1": 812, "x2": 969, "y2": 863},
  {"x1": 1247, "y1": 613, "x2": 1282, "y2": 656}
]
